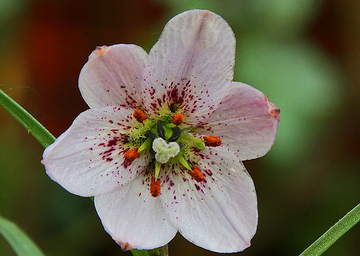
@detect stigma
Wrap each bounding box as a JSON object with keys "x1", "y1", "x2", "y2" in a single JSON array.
[{"x1": 152, "y1": 138, "x2": 180, "y2": 164}]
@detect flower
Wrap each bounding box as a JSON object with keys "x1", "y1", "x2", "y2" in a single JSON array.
[{"x1": 42, "y1": 10, "x2": 279, "y2": 253}]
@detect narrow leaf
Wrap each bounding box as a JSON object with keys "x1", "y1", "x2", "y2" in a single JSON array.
[
  {"x1": 0, "y1": 215, "x2": 45, "y2": 256},
  {"x1": 299, "y1": 203, "x2": 360, "y2": 256},
  {"x1": 0, "y1": 88, "x2": 55, "y2": 148}
]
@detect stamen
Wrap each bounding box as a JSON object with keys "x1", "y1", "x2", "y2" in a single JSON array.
[
  {"x1": 177, "y1": 155, "x2": 191, "y2": 170},
  {"x1": 203, "y1": 136, "x2": 222, "y2": 147},
  {"x1": 150, "y1": 176, "x2": 161, "y2": 197},
  {"x1": 123, "y1": 148, "x2": 140, "y2": 168},
  {"x1": 172, "y1": 113, "x2": 184, "y2": 125},
  {"x1": 138, "y1": 137, "x2": 152, "y2": 153},
  {"x1": 168, "y1": 127, "x2": 181, "y2": 142},
  {"x1": 188, "y1": 166, "x2": 204, "y2": 182},
  {"x1": 133, "y1": 109, "x2": 148, "y2": 123},
  {"x1": 154, "y1": 161, "x2": 162, "y2": 180}
]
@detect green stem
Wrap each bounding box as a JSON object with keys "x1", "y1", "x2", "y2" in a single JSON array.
[
  {"x1": 0, "y1": 88, "x2": 55, "y2": 147},
  {"x1": 299, "y1": 203, "x2": 360, "y2": 256},
  {"x1": 131, "y1": 244, "x2": 168, "y2": 256}
]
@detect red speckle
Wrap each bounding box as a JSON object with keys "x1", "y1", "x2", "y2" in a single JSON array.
[
  {"x1": 107, "y1": 137, "x2": 120, "y2": 147},
  {"x1": 204, "y1": 169, "x2": 213, "y2": 176}
]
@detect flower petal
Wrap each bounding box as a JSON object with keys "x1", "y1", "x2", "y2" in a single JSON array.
[
  {"x1": 94, "y1": 174, "x2": 177, "y2": 250},
  {"x1": 141, "y1": 10, "x2": 235, "y2": 121},
  {"x1": 79, "y1": 44, "x2": 147, "y2": 109},
  {"x1": 42, "y1": 106, "x2": 150, "y2": 197},
  {"x1": 198, "y1": 82, "x2": 279, "y2": 161},
  {"x1": 160, "y1": 146, "x2": 257, "y2": 253}
]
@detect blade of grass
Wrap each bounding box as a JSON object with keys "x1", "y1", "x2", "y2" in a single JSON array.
[
  {"x1": 0, "y1": 215, "x2": 45, "y2": 256},
  {"x1": 0, "y1": 88, "x2": 55, "y2": 147},
  {"x1": 299, "y1": 203, "x2": 360, "y2": 256}
]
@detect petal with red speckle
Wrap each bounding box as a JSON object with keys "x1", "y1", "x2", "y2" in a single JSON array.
[
  {"x1": 200, "y1": 82, "x2": 279, "y2": 161},
  {"x1": 141, "y1": 10, "x2": 235, "y2": 121},
  {"x1": 95, "y1": 173, "x2": 177, "y2": 250},
  {"x1": 160, "y1": 146, "x2": 257, "y2": 253},
  {"x1": 42, "y1": 106, "x2": 150, "y2": 197},
  {"x1": 79, "y1": 44, "x2": 147, "y2": 109}
]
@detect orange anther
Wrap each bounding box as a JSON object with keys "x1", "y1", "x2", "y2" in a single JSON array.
[
  {"x1": 150, "y1": 176, "x2": 161, "y2": 197},
  {"x1": 123, "y1": 148, "x2": 140, "y2": 168},
  {"x1": 203, "y1": 136, "x2": 222, "y2": 147},
  {"x1": 133, "y1": 109, "x2": 148, "y2": 123},
  {"x1": 172, "y1": 113, "x2": 184, "y2": 125},
  {"x1": 188, "y1": 166, "x2": 204, "y2": 183}
]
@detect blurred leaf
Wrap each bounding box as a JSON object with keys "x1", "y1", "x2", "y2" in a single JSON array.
[
  {"x1": 236, "y1": 35, "x2": 343, "y2": 164},
  {"x1": 0, "y1": 215, "x2": 45, "y2": 256}
]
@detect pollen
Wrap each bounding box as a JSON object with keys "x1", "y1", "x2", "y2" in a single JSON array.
[
  {"x1": 203, "y1": 136, "x2": 222, "y2": 147},
  {"x1": 133, "y1": 109, "x2": 148, "y2": 123},
  {"x1": 172, "y1": 113, "x2": 184, "y2": 125},
  {"x1": 150, "y1": 176, "x2": 161, "y2": 197},
  {"x1": 123, "y1": 148, "x2": 140, "y2": 168},
  {"x1": 188, "y1": 166, "x2": 205, "y2": 182}
]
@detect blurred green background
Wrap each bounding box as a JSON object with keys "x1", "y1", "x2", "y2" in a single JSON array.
[{"x1": 0, "y1": 0, "x2": 359, "y2": 255}]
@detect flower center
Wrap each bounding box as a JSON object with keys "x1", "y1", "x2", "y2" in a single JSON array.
[
  {"x1": 124, "y1": 109, "x2": 222, "y2": 197},
  {"x1": 152, "y1": 138, "x2": 180, "y2": 163}
]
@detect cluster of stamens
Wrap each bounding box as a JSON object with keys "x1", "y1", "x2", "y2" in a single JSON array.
[{"x1": 122, "y1": 108, "x2": 221, "y2": 197}]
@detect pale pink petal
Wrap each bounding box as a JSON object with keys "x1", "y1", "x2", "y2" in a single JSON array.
[
  {"x1": 160, "y1": 146, "x2": 257, "y2": 253},
  {"x1": 141, "y1": 10, "x2": 235, "y2": 121},
  {"x1": 94, "y1": 174, "x2": 177, "y2": 250},
  {"x1": 79, "y1": 44, "x2": 147, "y2": 109},
  {"x1": 196, "y1": 82, "x2": 279, "y2": 161},
  {"x1": 42, "y1": 106, "x2": 150, "y2": 197}
]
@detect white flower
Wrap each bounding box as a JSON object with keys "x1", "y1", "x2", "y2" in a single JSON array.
[{"x1": 42, "y1": 10, "x2": 279, "y2": 253}]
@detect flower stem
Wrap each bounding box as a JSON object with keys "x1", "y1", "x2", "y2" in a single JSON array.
[
  {"x1": 299, "y1": 203, "x2": 360, "y2": 256},
  {"x1": 0, "y1": 88, "x2": 55, "y2": 148},
  {"x1": 131, "y1": 245, "x2": 168, "y2": 256}
]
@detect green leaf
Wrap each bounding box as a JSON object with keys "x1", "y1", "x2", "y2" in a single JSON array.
[
  {"x1": 0, "y1": 215, "x2": 45, "y2": 256},
  {"x1": 299, "y1": 203, "x2": 360, "y2": 256},
  {"x1": 0, "y1": 88, "x2": 55, "y2": 148}
]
